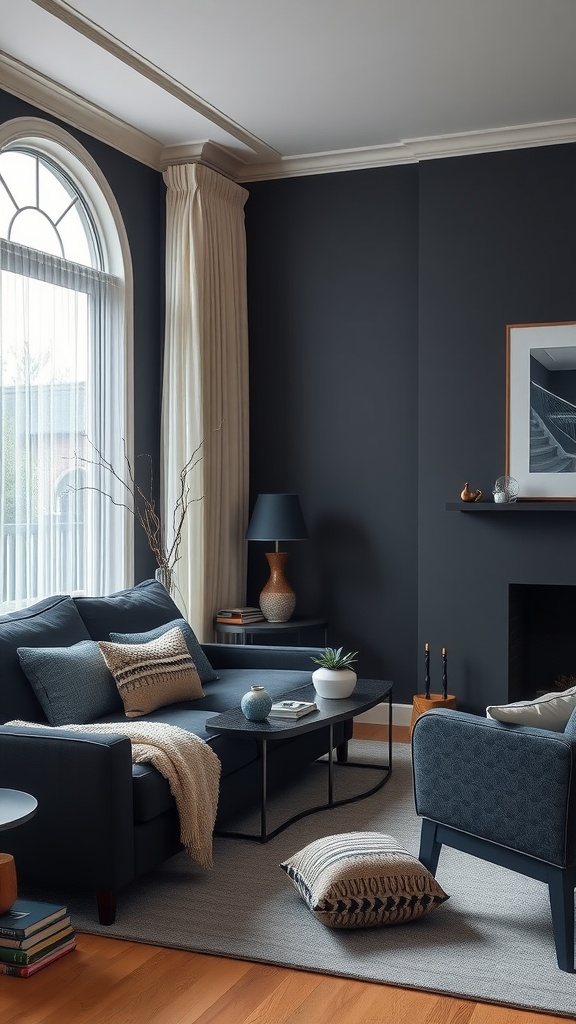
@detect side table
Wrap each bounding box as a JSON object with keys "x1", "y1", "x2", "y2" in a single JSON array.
[
  {"x1": 214, "y1": 615, "x2": 328, "y2": 646},
  {"x1": 410, "y1": 693, "x2": 457, "y2": 736},
  {"x1": 0, "y1": 789, "x2": 38, "y2": 913}
]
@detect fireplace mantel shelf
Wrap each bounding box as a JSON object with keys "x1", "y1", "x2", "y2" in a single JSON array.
[{"x1": 446, "y1": 501, "x2": 576, "y2": 512}]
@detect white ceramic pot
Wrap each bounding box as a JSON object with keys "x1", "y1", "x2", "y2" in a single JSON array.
[{"x1": 312, "y1": 667, "x2": 357, "y2": 699}]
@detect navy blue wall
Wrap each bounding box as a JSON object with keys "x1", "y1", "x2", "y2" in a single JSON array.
[{"x1": 1, "y1": 90, "x2": 165, "y2": 580}]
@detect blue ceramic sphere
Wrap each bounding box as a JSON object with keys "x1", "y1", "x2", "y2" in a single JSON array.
[{"x1": 241, "y1": 685, "x2": 272, "y2": 721}]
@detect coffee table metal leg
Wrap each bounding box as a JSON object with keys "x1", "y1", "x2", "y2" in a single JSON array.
[
  {"x1": 328, "y1": 724, "x2": 334, "y2": 804},
  {"x1": 260, "y1": 739, "x2": 267, "y2": 840}
]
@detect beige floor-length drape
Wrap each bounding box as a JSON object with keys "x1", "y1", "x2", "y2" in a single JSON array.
[{"x1": 162, "y1": 163, "x2": 249, "y2": 640}]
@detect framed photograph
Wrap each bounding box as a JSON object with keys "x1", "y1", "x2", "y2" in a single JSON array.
[{"x1": 506, "y1": 322, "x2": 576, "y2": 499}]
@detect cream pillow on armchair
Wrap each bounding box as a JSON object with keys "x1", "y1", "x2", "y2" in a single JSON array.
[{"x1": 486, "y1": 684, "x2": 576, "y2": 731}]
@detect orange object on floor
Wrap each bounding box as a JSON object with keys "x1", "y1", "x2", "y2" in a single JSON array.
[{"x1": 410, "y1": 693, "x2": 457, "y2": 736}]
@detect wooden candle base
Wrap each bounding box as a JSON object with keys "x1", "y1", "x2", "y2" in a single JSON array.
[
  {"x1": 410, "y1": 693, "x2": 457, "y2": 737},
  {"x1": 0, "y1": 853, "x2": 17, "y2": 914}
]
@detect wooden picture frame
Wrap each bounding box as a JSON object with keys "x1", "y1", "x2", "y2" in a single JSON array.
[{"x1": 506, "y1": 322, "x2": 576, "y2": 499}]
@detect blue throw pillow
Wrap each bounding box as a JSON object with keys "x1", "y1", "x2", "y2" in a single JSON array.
[
  {"x1": 0, "y1": 596, "x2": 91, "y2": 724},
  {"x1": 110, "y1": 617, "x2": 217, "y2": 685},
  {"x1": 17, "y1": 639, "x2": 123, "y2": 727}
]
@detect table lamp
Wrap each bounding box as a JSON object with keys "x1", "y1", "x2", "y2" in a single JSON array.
[{"x1": 245, "y1": 493, "x2": 308, "y2": 622}]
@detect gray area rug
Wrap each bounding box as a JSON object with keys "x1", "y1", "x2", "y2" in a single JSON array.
[{"x1": 30, "y1": 742, "x2": 576, "y2": 1016}]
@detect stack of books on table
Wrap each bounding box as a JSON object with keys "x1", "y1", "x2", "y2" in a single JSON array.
[
  {"x1": 269, "y1": 699, "x2": 318, "y2": 719},
  {"x1": 0, "y1": 898, "x2": 76, "y2": 977},
  {"x1": 216, "y1": 607, "x2": 265, "y2": 624}
]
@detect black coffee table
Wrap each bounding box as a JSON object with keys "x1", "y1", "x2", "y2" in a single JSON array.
[{"x1": 206, "y1": 678, "x2": 392, "y2": 842}]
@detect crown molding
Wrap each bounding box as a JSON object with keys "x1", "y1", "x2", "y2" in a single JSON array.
[
  {"x1": 407, "y1": 118, "x2": 576, "y2": 161},
  {"x1": 1, "y1": 51, "x2": 162, "y2": 169},
  {"x1": 3, "y1": 49, "x2": 576, "y2": 182},
  {"x1": 31, "y1": 0, "x2": 279, "y2": 162},
  {"x1": 239, "y1": 118, "x2": 576, "y2": 181},
  {"x1": 159, "y1": 142, "x2": 249, "y2": 181}
]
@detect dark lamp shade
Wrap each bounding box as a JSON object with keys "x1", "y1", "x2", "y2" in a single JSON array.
[{"x1": 245, "y1": 493, "x2": 308, "y2": 542}]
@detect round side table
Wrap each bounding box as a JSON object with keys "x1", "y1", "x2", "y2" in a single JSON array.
[
  {"x1": 0, "y1": 789, "x2": 38, "y2": 831},
  {"x1": 0, "y1": 789, "x2": 38, "y2": 913}
]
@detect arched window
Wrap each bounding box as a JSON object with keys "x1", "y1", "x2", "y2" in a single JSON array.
[{"x1": 0, "y1": 120, "x2": 133, "y2": 608}]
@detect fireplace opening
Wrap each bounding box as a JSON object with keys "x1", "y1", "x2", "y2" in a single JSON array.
[{"x1": 508, "y1": 584, "x2": 576, "y2": 703}]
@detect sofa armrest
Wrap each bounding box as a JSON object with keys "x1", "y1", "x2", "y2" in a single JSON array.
[
  {"x1": 201, "y1": 643, "x2": 324, "y2": 672},
  {"x1": 411, "y1": 709, "x2": 576, "y2": 866},
  {"x1": 0, "y1": 725, "x2": 135, "y2": 891}
]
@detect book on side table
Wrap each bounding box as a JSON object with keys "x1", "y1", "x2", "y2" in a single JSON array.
[{"x1": 269, "y1": 700, "x2": 317, "y2": 719}]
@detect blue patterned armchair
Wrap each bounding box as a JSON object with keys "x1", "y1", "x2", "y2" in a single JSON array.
[{"x1": 411, "y1": 707, "x2": 576, "y2": 971}]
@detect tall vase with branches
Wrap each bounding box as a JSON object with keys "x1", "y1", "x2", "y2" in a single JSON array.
[{"x1": 73, "y1": 436, "x2": 204, "y2": 599}]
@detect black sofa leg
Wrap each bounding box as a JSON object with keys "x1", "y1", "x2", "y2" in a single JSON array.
[
  {"x1": 336, "y1": 741, "x2": 348, "y2": 763},
  {"x1": 547, "y1": 867, "x2": 575, "y2": 972},
  {"x1": 96, "y1": 889, "x2": 117, "y2": 925},
  {"x1": 418, "y1": 818, "x2": 442, "y2": 875}
]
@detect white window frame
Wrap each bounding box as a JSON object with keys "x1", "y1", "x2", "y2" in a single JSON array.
[{"x1": 0, "y1": 118, "x2": 134, "y2": 593}]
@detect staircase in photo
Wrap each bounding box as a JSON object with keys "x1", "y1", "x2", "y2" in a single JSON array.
[{"x1": 530, "y1": 408, "x2": 576, "y2": 472}]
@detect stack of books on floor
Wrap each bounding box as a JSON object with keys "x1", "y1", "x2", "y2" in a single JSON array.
[
  {"x1": 216, "y1": 606, "x2": 265, "y2": 624},
  {"x1": 0, "y1": 898, "x2": 76, "y2": 977}
]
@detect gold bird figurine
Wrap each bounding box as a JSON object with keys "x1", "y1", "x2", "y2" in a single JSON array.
[{"x1": 460, "y1": 482, "x2": 483, "y2": 502}]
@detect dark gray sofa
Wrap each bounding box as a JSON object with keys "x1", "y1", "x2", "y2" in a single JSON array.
[{"x1": 0, "y1": 579, "x2": 350, "y2": 924}]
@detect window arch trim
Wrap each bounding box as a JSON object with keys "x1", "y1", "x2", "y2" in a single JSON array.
[{"x1": 0, "y1": 117, "x2": 134, "y2": 585}]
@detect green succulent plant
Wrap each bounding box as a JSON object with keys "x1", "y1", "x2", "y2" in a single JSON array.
[{"x1": 311, "y1": 646, "x2": 358, "y2": 670}]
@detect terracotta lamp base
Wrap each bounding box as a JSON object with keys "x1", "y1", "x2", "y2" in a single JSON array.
[
  {"x1": 259, "y1": 551, "x2": 296, "y2": 622},
  {"x1": 0, "y1": 853, "x2": 17, "y2": 915}
]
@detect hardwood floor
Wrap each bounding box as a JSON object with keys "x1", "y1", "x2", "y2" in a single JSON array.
[{"x1": 0, "y1": 725, "x2": 568, "y2": 1024}]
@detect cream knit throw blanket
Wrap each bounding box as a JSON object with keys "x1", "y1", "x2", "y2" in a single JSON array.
[{"x1": 9, "y1": 720, "x2": 221, "y2": 869}]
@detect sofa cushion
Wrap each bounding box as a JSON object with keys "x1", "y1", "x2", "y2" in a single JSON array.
[
  {"x1": 17, "y1": 639, "x2": 122, "y2": 726},
  {"x1": 486, "y1": 685, "x2": 576, "y2": 731},
  {"x1": 193, "y1": 669, "x2": 313, "y2": 713},
  {"x1": 129, "y1": 708, "x2": 259, "y2": 822},
  {"x1": 280, "y1": 832, "x2": 449, "y2": 929},
  {"x1": 110, "y1": 616, "x2": 216, "y2": 686},
  {"x1": 75, "y1": 579, "x2": 217, "y2": 683},
  {"x1": 0, "y1": 596, "x2": 91, "y2": 724},
  {"x1": 99, "y1": 626, "x2": 205, "y2": 718}
]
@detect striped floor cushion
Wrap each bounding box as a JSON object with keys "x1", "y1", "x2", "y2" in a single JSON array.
[{"x1": 280, "y1": 831, "x2": 448, "y2": 929}]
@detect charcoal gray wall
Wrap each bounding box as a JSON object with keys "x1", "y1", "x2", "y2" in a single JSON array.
[
  {"x1": 1, "y1": 90, "x2": 165, "y2": 581},
  {"x1": 418, "y1": 145, "x2": 576, "y2": 712},
  {"x1": 245, "y1": 167, "x2": 420, "y2": 700},
  {"x1": 246, "y1": 143, "x2": 576, "y2": 711}
]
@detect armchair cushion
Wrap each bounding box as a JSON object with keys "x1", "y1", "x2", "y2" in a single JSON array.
[
  {"x1": 99, "y1": 627, "x2": 205, "y2": 718},
  {"x1": 110, "y1": 616, "x2": 216, "y2": 685},
  {"x1": 17, "y1": 639, "x2": 122, "y2": 726},
  {"x1": 486, "y1": 684, "x2": 576, "y2": 731}
]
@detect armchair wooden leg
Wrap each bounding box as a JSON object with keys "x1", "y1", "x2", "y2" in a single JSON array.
[
  {"x1": 547, "y1": 867, "x2": 575, "y2": 972},
  {"x1": 96, "y1": 889, "x2": 117, "y2": 925},
  {"x1": 418, "y1": 818, "x2": 442, "y2": 875}
]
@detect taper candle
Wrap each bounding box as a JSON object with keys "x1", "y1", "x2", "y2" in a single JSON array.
[
  {"x1": 442, "y1": 646, "x2": 447, "y2": 699},
  {"x1": 425, "y1": 642, "x2": 430, "y2": 698}
]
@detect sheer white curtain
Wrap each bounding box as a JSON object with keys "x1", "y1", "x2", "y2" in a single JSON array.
[
  {"x1": 162, "y1": 164, "x2": 249, "y2": 640},
  {"x1": 0, "y1": 238, "x2": 128, "y2": 608}
]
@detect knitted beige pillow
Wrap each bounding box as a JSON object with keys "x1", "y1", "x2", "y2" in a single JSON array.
[
  {"x1": 280, "y1": 831, "x2": 448, "y2": 929},
  {"x1": 98, "y1": 626, "x2": 204, "y2": 718}
]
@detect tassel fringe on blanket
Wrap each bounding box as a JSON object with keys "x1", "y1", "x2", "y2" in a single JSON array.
[{"x1": 8, "y1": 720, "x2": 221, "y2": 869}]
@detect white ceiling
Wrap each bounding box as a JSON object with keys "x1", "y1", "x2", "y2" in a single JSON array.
[{"x1": 2, "y1": 0, "x2": 576, "y2": 180}]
